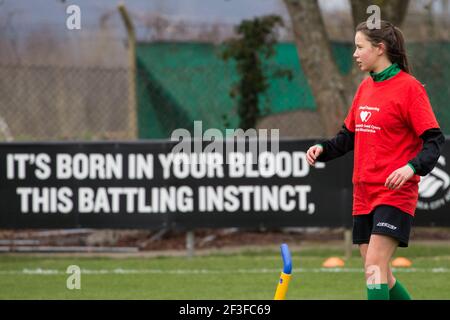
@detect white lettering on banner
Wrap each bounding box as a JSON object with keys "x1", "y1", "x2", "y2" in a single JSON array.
[
  {"x1": 74, "y1": 185, "x2": 315, "y2": 214},
  {"x1": 227, "y1": 152, "x2": 309, "y2": 178},
  {"x1": 261, "y1": 186, "x2": 278, "y2": 211},
  {"x1": 228, "y1": 153, "x2": 244, "y2": 178},
  {"x1": 197, "y1": 185, "x2": 314, "y2": 214},
  {"x1": 128, "y1": 154, "x2": 153, "y2": 179},
  {"x1": 275, "y1": 152, "x2": 292, "y2": 178},
  {"x1": 78, "y1": 187, "x2": 194, "y2": 214},
  {"x1": 279, "y1": 185, "x2": 296, "y2": 211},
  {"x1": 6, "y1": 148, "x2": 325, "y2": 216},
  {"x1": 158, "y1": 153, "x2": 224, "y2": 180},
  {"x1": 56, "y1": 154, "x2": 123, "y2": 180},
  {"x1": 240, "y1": 186, "x2": 253, "y2": 211},
  {"x1": 35, "y1": 154, "x2": 51, "y2": 179},
  {"x1": 157, "y1": 151, "x2": 310, "y2": 179},
  {"x1": 16, "y1": 187, "x2": 73, "y2": 213},
  {"x1": 6, "y1": 153, "x2": 52, "y2": 180},
  {"x1": 10, "y1": 154, "x2": 29, "y2": 179}
]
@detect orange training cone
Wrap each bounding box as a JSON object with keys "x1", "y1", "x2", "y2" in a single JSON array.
[
  {"x1": 392, "y1": 257, "x2": 412, "y2": 268},
  {"x1": 322, "y1": 257, "x2": 345, "y2": 268}
]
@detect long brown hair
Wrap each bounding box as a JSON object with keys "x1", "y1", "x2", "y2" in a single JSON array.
[{"x1": 356, "y1": 21, "x2": 410, "y2": 73}]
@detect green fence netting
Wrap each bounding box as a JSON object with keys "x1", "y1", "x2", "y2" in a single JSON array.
[{"x1": 136, "y1": 41, "x2": 450, "y2": 138}]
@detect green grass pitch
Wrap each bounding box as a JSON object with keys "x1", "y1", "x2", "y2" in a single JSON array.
[{"x1": 1, "y1": 242, "x2": 450, "y2": 299}]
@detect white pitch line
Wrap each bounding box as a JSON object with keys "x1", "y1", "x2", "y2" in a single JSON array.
[{"x1": 0, "y1": 267, "x2": 449, "y2": 275}]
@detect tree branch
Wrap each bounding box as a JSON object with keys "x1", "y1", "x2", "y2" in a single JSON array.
[{"x1": 283, "y1": 0, "x2": 348, "y2": 136}]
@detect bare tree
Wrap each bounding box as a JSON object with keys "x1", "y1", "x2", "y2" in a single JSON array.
[
  {"x1": 283, "y1": 0, "x2": 410, "y2": 137},
  {"x1": 443, "y1": 0, "x2": 450, "y2": 13},
  {"x1": 0, "y1": 9, "x2": 22, "y2": 64}
]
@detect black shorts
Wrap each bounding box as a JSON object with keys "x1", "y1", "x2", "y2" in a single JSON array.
[{"x1": 353, "y1": 205, "x2": 413, "y2": 248}]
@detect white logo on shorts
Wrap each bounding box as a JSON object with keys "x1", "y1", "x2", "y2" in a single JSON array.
[{"x1": 376, "y1": 222, "x2": 397, "y2": 230}]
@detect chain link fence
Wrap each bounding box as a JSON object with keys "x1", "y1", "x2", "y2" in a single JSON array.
[
  {"x1": 1, "y1": 43, "x2": 449, "y2": 142},
  {"x1": 1, "y1": 0, "x2": 450, "y2": 142},
  {"x1": 0, "y1": 64, "x2": 132, "y2": 141}
]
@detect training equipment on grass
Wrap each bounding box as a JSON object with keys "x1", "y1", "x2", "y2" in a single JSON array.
[
  {"x1": 392, "y1": 257, "x2": 412, "y2": 268},
  {"x1": 322, "y1": 257, "x2": 345, "y2": 268},
  {"x1": 274, "y1": 243, "x2": 292, "y2": 300}
]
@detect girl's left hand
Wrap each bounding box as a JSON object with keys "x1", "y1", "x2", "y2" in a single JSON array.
[{"x1": 385, "y1": 165, "x2": 415, "y2": 190}]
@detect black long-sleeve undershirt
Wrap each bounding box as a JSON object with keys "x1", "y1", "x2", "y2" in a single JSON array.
[
  {"x1": 315, "y1": 125, "x2": 445, "y2": 176},
  {"x1": 408, "y1": 128, "x2": 445, "y2": 176},
  {"x1": 315, "y1": 124, "x2": 355, "y2": 162}
]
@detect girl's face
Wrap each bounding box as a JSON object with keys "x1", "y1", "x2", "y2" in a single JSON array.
[{"x1": 353, "y1": 31, "x2": 384, "y2": 72}]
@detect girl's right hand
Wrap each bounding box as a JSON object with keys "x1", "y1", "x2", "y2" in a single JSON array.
[{"x1": 306, "y1": 144, "x2": 323, "y2": 166}]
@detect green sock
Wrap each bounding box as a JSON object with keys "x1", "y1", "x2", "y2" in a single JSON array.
[
  {"x1": 389, "y1": 280, "x2": 412, "y2": 300},
  {"x1": 367, "y1": 283, "x2": 389, "y2": 300}
]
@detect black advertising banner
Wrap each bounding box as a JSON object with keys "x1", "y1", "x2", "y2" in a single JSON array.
[
  {"x1": 415, "y1": 143, "x2": 450, "y2": 226},
  {"x1": 0, "y1": 139, "x2": 449, "y2": 229}
]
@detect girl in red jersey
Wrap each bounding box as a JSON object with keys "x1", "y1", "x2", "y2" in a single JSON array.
[{"x1": 306, "y1": 21, "x2": 445, "y2": 300}]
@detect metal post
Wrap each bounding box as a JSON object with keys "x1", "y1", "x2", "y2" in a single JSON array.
[
  {"x1": 186, "y1": 231, "x2": 195, "y2": 258},
  {"x1": 344, "y1": 229, "x2": 352, "y2": 260},
  {"x1": 118, "y1": 4, "x2": 137, "y2": 139}
]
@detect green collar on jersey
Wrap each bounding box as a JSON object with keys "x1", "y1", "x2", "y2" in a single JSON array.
[{"x1": 370, "y1": 63, "x2": 401, "y2": 82}]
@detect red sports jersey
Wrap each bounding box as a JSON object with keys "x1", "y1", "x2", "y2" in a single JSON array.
[{"x1": 344, "y1": 71, "x2": 440, "y2": 216}]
